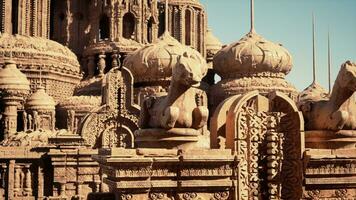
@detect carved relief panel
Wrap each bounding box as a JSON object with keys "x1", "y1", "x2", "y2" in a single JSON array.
[{"x1": 80, "y1": 67, "x2": 140, "y2": 148}]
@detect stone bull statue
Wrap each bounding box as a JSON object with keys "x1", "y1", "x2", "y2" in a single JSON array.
[
  {"x1": 139, "y1": 52, "x2": 209, "y2": 131},
  {"x1": 299, "y1": 61, "x2": 356, "y2": 131}
]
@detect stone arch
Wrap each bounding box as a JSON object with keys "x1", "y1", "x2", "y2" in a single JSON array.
[{"x1": 122, "y1": 12, "x2": 135, "y2": 39}]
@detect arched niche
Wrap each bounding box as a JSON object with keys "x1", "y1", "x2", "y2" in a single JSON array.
[
  {"x1": 212, "y1": 90, "x2": 304, "y2": 199},
  {"x1": 99, "y1": 14, "x2": 110, "y2": 40},
  {"x1": 122, "y1": 12, "x2": 135, "y2": 39},
  {"x1": 147, "y1": 16, "x2": 154, "y2": 43},
  {"x1": 185, "y1": 9, "x2": 192, "y2": 46},
  {"x1": 79, "y1": 67, "x2": 140, "y2": 149},
  {"x1": 158, "y1": 10, "x2": 165, "y2": 37}
]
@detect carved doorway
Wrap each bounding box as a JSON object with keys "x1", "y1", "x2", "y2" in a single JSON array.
[{"x1": 224, "y1": 91, "x2": 304, "y2": 199}]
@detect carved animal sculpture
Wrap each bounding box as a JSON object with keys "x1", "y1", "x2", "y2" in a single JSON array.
[
  {"x1": 139, "y1": 52, "x2": 209, "y2": 130},
  {"x1": 299, "y1": 61, "x2": 356, "y2": 131}
]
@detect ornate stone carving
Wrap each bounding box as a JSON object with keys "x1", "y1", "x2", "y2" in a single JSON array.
[
  {"x1": 220, "y1": 91, "x2": 303, "y2": 200},
  {"x1": 80, "y1": 67, "x2": 139, "y2": 148}
]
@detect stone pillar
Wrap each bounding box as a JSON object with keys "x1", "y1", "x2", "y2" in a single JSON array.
[
  {"x1": 136, "y1": 18, "x2": 142, "y2": 43},
  {"x1": 2, "y1": 99, "x2": 19, "y2": 140},
  {"x1": 7, "y1": 160, "x2": 15, "y2": 199},
  {"x1": 32, "y1": 0, "x2": 38, "y2": 36},
  {"x1": 87, "y1": 56, "x2": 96, "y2": 79},
  {"x1": 37, "y1": 163, "x2": 44, "y2": 199},
  {"x1": 3, "y1": 0, "x2": 13, "y2": 34},
  {"x1": 180, "y1": 8, "x2": 185, "y2": 44},
  {"x1": 13, "y1": 164, "x2": 21, "y2": 197},
  {"x1": 1, "y1": 164, "x2": 7, "y2": 189},
  {"x1": 51, "y1": 111, "x2": 56, "y2": 131},
  {"x1": 24, "y1": 164, "x2": 32, "y2": 196},
  {"x1": 97, "y1": 52, "x2": 106, "y2": 77},
  {"x1": 111, "y1": 51, "x2": 119, "y2": 69}
]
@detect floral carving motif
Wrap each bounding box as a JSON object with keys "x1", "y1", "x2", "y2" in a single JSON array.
[
  {"x1": 121, "y1": 194, "x2": 133, "y2": 200},
  {"x1": 149, "y1": 192, "x2": 165, "y2": 200},
  {"x1": 211, "y1": 191, "x2": 229, "y2": 200}
]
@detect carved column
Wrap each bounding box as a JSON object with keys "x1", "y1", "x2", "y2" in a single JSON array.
[
  {"x1": 180, "y1": 7, "x2": 185, "y2": 44},
  {"x1": 87, "y1": 55, "x2": 96, "y2": 79},
  {"x1": 1, "y1": 164, "x2": 7, "y2": 190},
  {"x1": 2, "y1": 99, "x2": 19, "y2": 139},
  {"x1": 7, "y1": 160, "x2": 15, "y2": 199},
  {"x1": 13, "y1": 165, "x2": 21, "y2": 197},
  {"x1": 51, "y1": 111, "x2": 56, "y2": 131},
  {"x1": 24, "y1": 164, "x2": 32, "y2": 196},
  {"x1": 98, "y1": 52, "x2": 106, "y2": 77},
  {"x1": 2, "y1": 0, "x2": 12, "y2": 33},
  {"x1": 37, "y1": 163, "x2": 44, "y2": 199},
  {"x1": 135, "y1": 16, "x2": 142, "y2": 43},
  {"x1": 111, "y1": 51, "x2": 119, "y2": 69}
]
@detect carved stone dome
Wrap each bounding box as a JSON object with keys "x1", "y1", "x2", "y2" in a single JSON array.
[
  {"x1": 0, "y1": 59, "x2": 30, "y2": 96},
  {"x1": 213, "y1": 32, "x2": 293, "y2": 79},
  {"x1": 297, "y1": 82, "x2": 329, "y2": 107},
  {"x1": 25, "y1": 86, "x2": 56, "y2": 111},
  {"x1": 0, "y1": 33, "x2": 81, "y2": 102},
  {"x1": 124, "y1": 32, "x2": 206, "y2": 84},
  {"x1": 210, "y1": 31, "x2": 298, "y2": 110}
]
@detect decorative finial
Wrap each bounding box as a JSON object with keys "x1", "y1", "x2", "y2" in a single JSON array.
[
  {"x1": 328, "y1": 29, "x2": 332, "y2": 94},
  {"x1": 165, "y1": 0, "x2": 169, "y2": 34},
  {"x1": 312, "y1": 13, "x2": 317, "y2": 84},
  {"x1": 249, "y1": 0, "x2": 255, "y2": 33}
]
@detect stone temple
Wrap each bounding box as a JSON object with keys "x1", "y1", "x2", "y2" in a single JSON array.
[{"x1": 0, "y1": 0, "x2": 355, "y2": 199}]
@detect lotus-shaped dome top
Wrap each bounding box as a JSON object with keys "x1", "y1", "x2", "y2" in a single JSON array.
[
  {"x1": 124, "y1": 32, "x2": 206, "y2": 83},
  {"x1": 0, "y1": 59, "x2": 30, "y2": 96},
  {"x1": 213, "y1": 32, "x2": 293, "y2": 79},
  {"x1": 25, "y1": 86, "x2": 56, "y2": 111}
]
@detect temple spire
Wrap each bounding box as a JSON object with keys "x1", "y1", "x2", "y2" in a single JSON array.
[
  {"x1": 249, "y1": 0, "x2": 255, "y2": 33},
  {"x1": 328, "y1": 29, "x2": 332, "y2": 93},
  {"x1": 165, "y1": 0, "x2": 169, "y2": 34},
  {"x1": 312, "y1": 13, "x2": 317, "y2": 84}
]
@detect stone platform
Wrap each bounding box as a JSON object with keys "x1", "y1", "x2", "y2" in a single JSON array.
[{"x1": 93, "y1": 148, "x2": 236, "y2": 200}]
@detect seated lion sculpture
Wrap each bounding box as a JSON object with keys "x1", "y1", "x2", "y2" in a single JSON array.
[
  {"x1": 299, "y1": 61, "x2": 356, "y2": 131},
  {"x1": 139, "y1": 52, "x2": 209, "y2": 132}
]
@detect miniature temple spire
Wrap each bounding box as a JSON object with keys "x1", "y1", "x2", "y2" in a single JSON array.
[
  {"x1": 312, "y1": 13, "x2": 317, "y2": 84},
  {"x1": 249, "y1": 0, "x2": 255, "y2": 33},
  {"x1": 328, "y1": 29, "x2": 332, "y2": 93}
]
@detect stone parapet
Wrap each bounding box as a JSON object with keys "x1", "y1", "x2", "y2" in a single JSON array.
[{"x1": 94, "y1": 148, "x2": 236, "y2": 200}]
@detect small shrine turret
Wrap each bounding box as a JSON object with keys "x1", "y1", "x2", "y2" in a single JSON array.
[
  {"x1": 25, "y1": 86, "x2": 56, "y2": 132},
  {"x1": 0, "y1": 59, "x2": 30, "y2": 139}
]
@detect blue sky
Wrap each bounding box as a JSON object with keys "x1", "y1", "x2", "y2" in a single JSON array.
[{"x1": 200, "y1": 0, "x2": 356, "y2": 91}]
